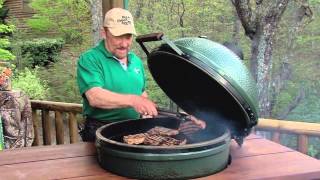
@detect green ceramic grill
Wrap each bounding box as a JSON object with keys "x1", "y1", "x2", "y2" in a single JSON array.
[
  {"x1": 138, "y1": 33, "x2": 258, "y2": 141},
  {"x1": 96, "y1": 33, "x2": 259, "y2": 179}
]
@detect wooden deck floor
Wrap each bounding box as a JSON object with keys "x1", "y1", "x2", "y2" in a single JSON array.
[{"x1": 1, "y1": 134, "x2": 320, "y2": 180}]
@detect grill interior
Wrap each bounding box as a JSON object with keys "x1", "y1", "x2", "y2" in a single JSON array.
[{"x1": 100, "y1": 116, "x2": 227, "y2": 145}]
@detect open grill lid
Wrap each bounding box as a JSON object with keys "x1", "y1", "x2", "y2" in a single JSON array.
[{"x1": 136, "y1": 33, "x2": 259, "y2": 143}]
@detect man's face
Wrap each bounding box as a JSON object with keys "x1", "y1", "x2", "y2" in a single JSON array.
[{"x1": 104, "y1": 28, "x2": 133, "y2": 60}]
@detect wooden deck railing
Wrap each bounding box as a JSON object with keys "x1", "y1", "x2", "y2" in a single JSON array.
[
  {"x1": 30, "y1": 100, "x2": 320, "y2": 156},
  {"x1": 31, "y1": 100, "x2": 82, "y2": 146},
  {"x1": 255, "y1": 119, "x2": 320, "y2": 154}
]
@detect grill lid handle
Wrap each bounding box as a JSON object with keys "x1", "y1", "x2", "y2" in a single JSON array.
[
  {"x1": 136, "y1": 32, "x2": 164, "y2": 43},
  {"x1": 136, "y1": 33, "x2": 185, "y2": 57}
]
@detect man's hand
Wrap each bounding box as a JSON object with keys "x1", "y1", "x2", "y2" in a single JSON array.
[
  {"x1": 179, "y1": 115, "x2": 206, "y2": 135},
  {"x1": 130, "y1": 95, "x2": 158, "y2": 117}
]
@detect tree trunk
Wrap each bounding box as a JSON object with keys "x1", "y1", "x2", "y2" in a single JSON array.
[
  {"x1": 277, "y1": 87, "x2": 305, "y2": 119},
  {"x1": 233, "y1": 0, "x2": 290, "y2": 118},
  {"x1": 251, "y1": 22, "x2": 278, "y2": 117},
  {"x1": 90, "y1": 0, "x2": 103, "y2": 45},
  {"x1": 135, "y1": 0, "x2": 144, "y2": 19},
  {"x1": 102, "y1": 0, "x2": 124, "y2": 17},
  {"x1": 178, "y1": 0, "x2": 186, "y2": 37},
  {"x1": 272, "y1": 0, "x2": 313, "y2": 119},
  {"x1": 232, "y1": 7, "x2": 241, "y2": 44}
]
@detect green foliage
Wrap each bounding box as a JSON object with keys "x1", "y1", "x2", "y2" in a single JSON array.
[
  {"x1": 0, "y1": 1, "x2": 15, "y2": 61},
  {"x1": 272, "y1": 81, "x2": 299, "y2": 116},
  {"x1": 0, "y1": 24, "x2": 15, "y2": 34},
  {"x1": 309, "y1": 0, "x2": 320, "y2": 5},
  {"x1": 12, "y1": 67, "x2": 49, "y2": 99},
  {"x1": 129, "y1": 0, "x2": 236, "y2": 109},
  {"x1": 0, "y1": 38, "x2": 10, "y2": 47},
  {"x1": 0, "y1": 48, "x2": 15, "y2": 60},
  {"x1": 287, "y1": 93, "x2": 320, "y2": 123},
  {"x1": 9, "y1": 0, "x2": 320, "y2": 123},
  {"x1": 26, "y1": 0, "x2": 91, "y2": 44},
  {"x1": 308, "y1": 144, "x2": 319, "y2": 157},
  {"x1": 26, "y1": 15, "x2": 53, "y2": 32},
  {"x1": 308, "y1": 137, "x2": 320, "y2": 159},
  {"x1": 14, "y1": 38, "x2": 65, "y2": 67},
  {"x1": 130, "y1": 0, "x2": 232, "y2": 40},
  {"x1": 270, "y1": 1, "x2": 320, "y2": 121},
  {"x1": 37, "y1": 54, "x2": 81, "y2": 103},
  {"x1": 280, "y1": 133, "x2": 298, "y2": 150}
]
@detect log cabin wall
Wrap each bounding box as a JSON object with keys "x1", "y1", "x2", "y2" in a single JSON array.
[
  {"x1": 3, "y1": 0, "x2": 126, "y2": 32},
  {"x1": 3, "y1": 0, "x2": 35, "y2": 32}
]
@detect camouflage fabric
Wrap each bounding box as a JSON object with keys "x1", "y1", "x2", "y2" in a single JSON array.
[{"x1": 0, "y1": 90, "x2": 34, "y2": 149}]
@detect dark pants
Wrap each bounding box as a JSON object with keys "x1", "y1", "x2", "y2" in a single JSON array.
[{"x1": 80, "y1": 118, "x2": 111, "y2": 142}]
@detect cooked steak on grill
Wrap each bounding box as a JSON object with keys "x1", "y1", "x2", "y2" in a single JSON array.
[
  {"x1": 123, "y1": 126, "x2": 186, "y2": 146},
  {"x1": 123, "y1": 133, "x2": 146, "y2": 145},
  {"x1": 146, "y1": 126, "x2": 179, "y2": 136},
  {"x1": 143, "y1": 134, "x2": 163, "y2": 146},
  {"x1": 162, "y1": 137, "x2": 187, "y2": 146},
  {"x1": 144, "y1": 134, "x2": 186, "y2": 146}
]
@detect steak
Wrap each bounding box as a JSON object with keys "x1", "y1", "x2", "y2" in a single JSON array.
[
  {"x1": 123, "y1": 133, "x2": 146, "y2": 145},
  {"x1": 123, "y1": 126, "x2": 186, "y2": 146},
  {"x1": 144, "y1": 134, "x2": 186, "y2": 146},
  {"x1": 147, "y1": 126, "x2": 179, "y2": 136}
]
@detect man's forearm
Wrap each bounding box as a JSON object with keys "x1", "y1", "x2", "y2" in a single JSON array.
[
  {"x1": 85, "y1": 87, "x2": 133, "y2": 109},
  {"x1": 85, "y1": 87, "x2": 158, "y2": 116}
]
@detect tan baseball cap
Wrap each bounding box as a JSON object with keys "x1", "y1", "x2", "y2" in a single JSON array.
[{"x1": 104, "y1": 8, "x2": 136, "y2": 36}]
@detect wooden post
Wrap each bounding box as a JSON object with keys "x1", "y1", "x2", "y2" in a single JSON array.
[
  {"x1": 42, "y1": 110, "x2": 51, "y2": 145},
  {"x1": 102, "y1": 0, "x2": 125, "y2": 19},
  {"x1": 55, "y1": 111, "x2": 64, "y2": 145},
  {"x1": 298, "y1": 134, "x2": 308, "y2": 154},
  {"x1": 32, "y1": 110, "x2": 40, "y2": 146},
  {"x1": 68, "y1": 112, "x2": 78, "y2": 144},
  {"x1": 271, "y1": 131, "x2": 281, "y2": 143}
]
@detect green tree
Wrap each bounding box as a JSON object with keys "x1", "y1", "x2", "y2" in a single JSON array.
[
  {"x1": 20, "y1": 0, "x2": 93, "y2": 103},
  {"x1": 12, "y1": 67, "x2": 49, "y2": 99},
  {"x1": 129, "y1": 0, "x2": 236, "y2": 109},
  {"x1": 271, "y1": 0, "x2": 320, "y2": 120},
  {"x1": 26, "y1": 0, "x2": 91, "y2": 44},
  {"x1": 0, "y1": 0, "x2": 15, "y2": 61}
]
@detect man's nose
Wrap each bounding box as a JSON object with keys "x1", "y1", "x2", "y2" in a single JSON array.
[{"x1": 119, "y1": 39, "x2": 129, "y2": 47}]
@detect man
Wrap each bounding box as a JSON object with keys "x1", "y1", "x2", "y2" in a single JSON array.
[
  {"x1": 77, "y1": 8, "x2": 158, "y2": 142},
  {"x1": 77, "y1": 8, "x2": 205, "y2": 142}
]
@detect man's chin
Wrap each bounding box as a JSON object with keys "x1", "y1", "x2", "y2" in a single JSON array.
[
  {"x1": 114, "y1": 51, "x2": 128, "y2": 59},
  {"x1": 113, "y1": 53, "x2": 125, "y2": 59}
]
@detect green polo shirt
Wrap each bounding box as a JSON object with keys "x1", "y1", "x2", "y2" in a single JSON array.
[{"x1": 77, "y1": 40, "x2": 146, "y2": 122}]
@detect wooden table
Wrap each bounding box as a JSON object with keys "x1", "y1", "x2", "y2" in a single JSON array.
[{"x1": 1, "y1": 135, "x2": 320, "y2": 180}]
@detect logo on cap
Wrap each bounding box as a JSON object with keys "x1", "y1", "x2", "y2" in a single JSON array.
[
  {"x1": 117, "y1": 16, "x2": 132, "y2": 25},
  {"x1": 104, "y1": 8, "x2": 136, "y2": 36}
]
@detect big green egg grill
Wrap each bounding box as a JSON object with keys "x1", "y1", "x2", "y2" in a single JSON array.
[{"x1": 96, "y1": 33, "x2": 259, "y2": 179}]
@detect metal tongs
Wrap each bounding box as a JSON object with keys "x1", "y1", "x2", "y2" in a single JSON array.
[
  {"x1": 177, "y1": 113, "x2": 206, "y2": 136},
  {"x1": 155, "y1": 108, "x2": 206, "y2": 136}
]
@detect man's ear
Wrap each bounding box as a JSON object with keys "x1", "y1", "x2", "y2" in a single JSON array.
[{"x1": 100, "y1": 28, "x2": 106, "y2": 39}]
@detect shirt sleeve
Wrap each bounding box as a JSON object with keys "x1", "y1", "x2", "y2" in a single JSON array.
[{"x1": 77, "y1": 54, "x2": 104, "y2": 96}]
